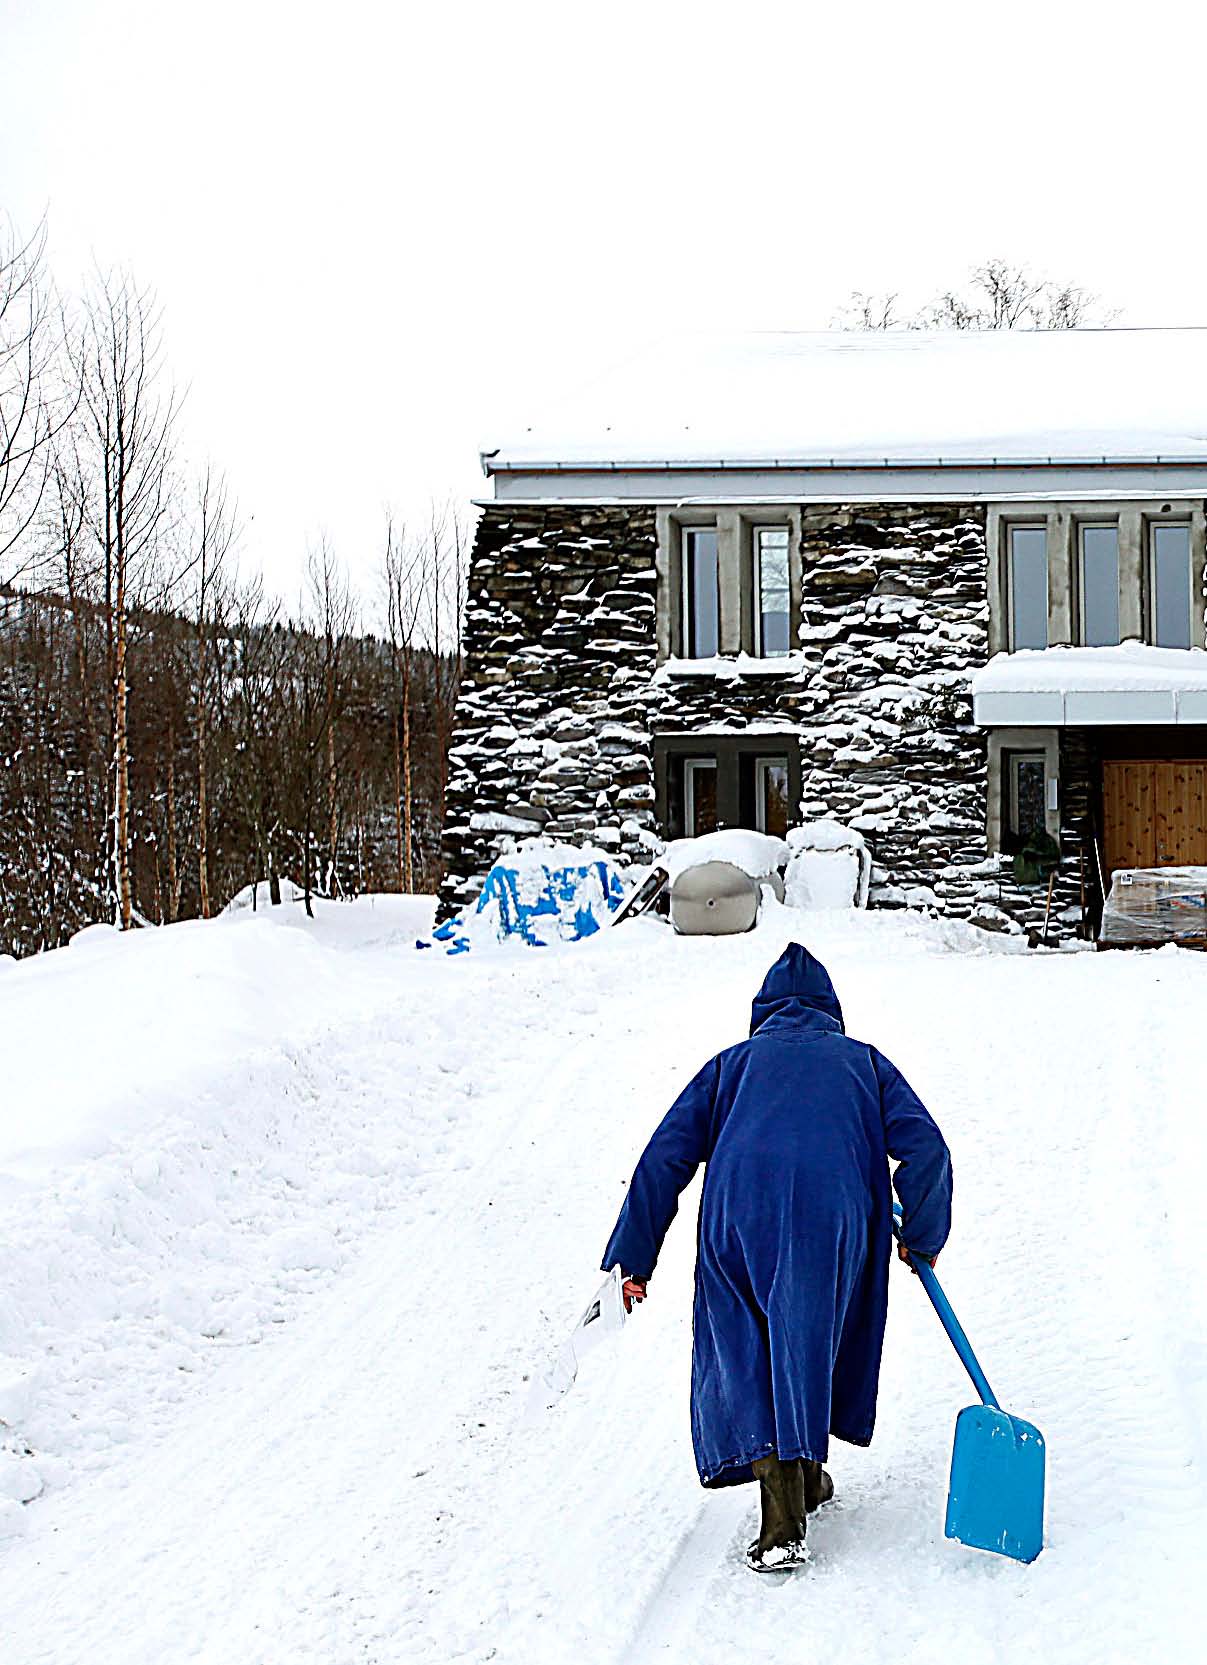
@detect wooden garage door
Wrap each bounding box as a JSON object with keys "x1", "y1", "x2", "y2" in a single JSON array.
[{"x1": 1102, "y1": 760, "x2": 1207, "y2": 873}]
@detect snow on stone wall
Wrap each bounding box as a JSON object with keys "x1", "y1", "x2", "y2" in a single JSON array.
[
  {"x1": 439, "y1": 506, "x2": 660, "y2": 917},
  {"x1": 792, "y1": 505, "x2": 992, "y2": 918},
  {"x1": 439, "y1": 501, "x2": 1085, "y2": 939}
]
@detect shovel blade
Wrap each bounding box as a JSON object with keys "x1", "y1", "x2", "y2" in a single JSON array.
[{"x1": 945, "y1": 1404, "x2": 1045, "y2": 1564}]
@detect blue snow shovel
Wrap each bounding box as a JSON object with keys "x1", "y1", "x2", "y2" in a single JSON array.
[{"x1": 892, "y1": 1206, "x2": 1045, "y2": 1563}]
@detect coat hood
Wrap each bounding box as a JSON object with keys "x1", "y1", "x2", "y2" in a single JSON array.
[{"x1": 749, "y1": 943, "x2": 845, "y2": 1036}]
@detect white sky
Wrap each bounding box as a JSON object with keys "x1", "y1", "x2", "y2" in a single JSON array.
[{"x1": 3, "y1": 0, "x2": 1205, "y2": 607}]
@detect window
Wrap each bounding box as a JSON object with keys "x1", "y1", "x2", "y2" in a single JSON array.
[
  {"x1": 1078, "y1": 524, "x2": 1120, "y2": 646},
  {"x1": 659, "y1": 737, "x2": 800, "y2": 841},
  {"x1": 683, "y1": 758, "x2": 718, "y2": 837},
  {"x1": 753, "y1": 527, "x2": 791, "y2": 657},
  {"x1": 1002, "y1": 751, "x2": 1047, "y2": 855},
  {"x1": 658, "y1": 509, "x2": 800, "y2": 664},
  {"x1": 1008, "y1": 525, "x2": 1048, "y2": 650},
  {"x1": 681, "y1": 528, "x2": 719, "y2": 658},
  {"x1": 1150, "y1": 523, "x2": 1192, "y2": 649},
  {"x1": 753, "y1": 756, "x2": 790, "y2": 837}
]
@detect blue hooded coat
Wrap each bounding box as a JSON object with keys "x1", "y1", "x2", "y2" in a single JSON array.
[{"x1": 601, "y1": 944, "x2": 952, "y2": 1488}]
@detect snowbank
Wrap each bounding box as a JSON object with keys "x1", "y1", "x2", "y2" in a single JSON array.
[{"x1": 2, "y1": 893, "x2": 1206, "y2": 1665}]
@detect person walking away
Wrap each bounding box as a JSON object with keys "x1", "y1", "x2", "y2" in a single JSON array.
[{"x1": 601, "y1": 943, "x2": 952, "y2": 1571}]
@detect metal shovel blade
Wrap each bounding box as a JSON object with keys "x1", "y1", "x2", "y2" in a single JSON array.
[{"x1": 945, "y1": 1403, "x2": 1046, "y2": 1564}]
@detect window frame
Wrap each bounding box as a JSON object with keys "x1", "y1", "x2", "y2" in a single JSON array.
[
  {"x1": 655, "y1": 734, "x2": 801, "y2": 841},
  {"x1": 988, "y1": 501, "x2": 1206, "y2": 656},
  {"x1": 1005, "y1": 521, "x2": 1049, "y2": 652},
  {"x1": 682, "y1": 756, "x2": 719, "y2": 838},
  {"x1": 985, "y1": 726, "x2": 1060, "y2": 856},
  {"x1": 680, "y1": 526, "x2": 720, "y2": 660},
  {"x1": 1147, "y1": 519, "x2": 1193, "y2": 649},
  {"x1": 655, "y1": 507, "x2": 802, "y2": 665},
  {"x1": 1003, "y1": 749, "x2": 1048, "y2": 855},
  {"x1": 751, "y1": 525, "x2": 792, "y2": 659},
  {"x1": 1076, "y1": 520, "x2": 1121, "y2": 648},
  {"x1": 753, "y1": 755, "x2": 791, "y2": 835}
]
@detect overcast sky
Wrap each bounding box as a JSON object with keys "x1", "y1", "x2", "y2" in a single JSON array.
[{"x1": 3, "y1": 0, "x2": 1204, "y2": 606}]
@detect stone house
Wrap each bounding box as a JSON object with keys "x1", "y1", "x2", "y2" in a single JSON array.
[{"x1": 438, "y1": 330, "x2": 1207, "y2": 941}]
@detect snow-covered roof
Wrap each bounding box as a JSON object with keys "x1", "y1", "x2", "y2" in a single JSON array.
[
  {"x1": 972, "y1": 643, "x2": 1207, "y2": 726},
  {"x1": 484, "y1": 329, "x2": 1207, "y2": 474}
]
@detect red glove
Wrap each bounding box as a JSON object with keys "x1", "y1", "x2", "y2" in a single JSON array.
[
  {"x1": 897, "y1": 1242, "x2": 938, "y2": 1273},
  {"x1": 622, "y1": 1276, "x2": 648, "y2": 1313}
]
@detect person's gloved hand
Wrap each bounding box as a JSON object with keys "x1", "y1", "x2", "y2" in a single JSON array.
[
  {"x1": 897, "y1": 1242, "x2": 937, "y2": 1273},
  {"x1": 621, "y1": 1275, "x2": 648, "y2": 1313}
]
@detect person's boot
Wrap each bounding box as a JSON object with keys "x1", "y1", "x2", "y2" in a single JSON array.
[
  {"x1": 801, "y1": 1459, "x2": 834, "y2": 1514},
  {"x1": 746, "y1": 1455, "x2": 808, "y2": 1572}
]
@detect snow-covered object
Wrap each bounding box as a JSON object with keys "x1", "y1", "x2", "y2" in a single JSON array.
[
  {"x1": 972, "y1": 643, "x2": 1207, "y2": 726},
  {"x1": 785, "y1": 822, "x2": 872, "y2": 911},
  {"x1": 1100, "y1": 867, "x2": 1207, "y2": 945},
  {"x1": 428, "y1": 842, "x2": 625, "y2": 952},
  {"x1": 661, "y1": 829, "x2": 789, "y2": 884},
  {"x1": 223, "y1": 878, "x2": 308, "y2": 913},
  {"x1": 484, "y1": 327, "x2": 1207, "y2": 470}
]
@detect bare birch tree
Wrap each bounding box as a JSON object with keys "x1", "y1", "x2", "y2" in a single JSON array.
[
  {"x1": 67, "y1": 272, "x2": 179, "y2": 929},
  {"x1": 424, "y1": 502, "x2": 469, "y2": 835},
  {"x1": 191, "y1": 466, "x2": 238, "y2": 918},
  {"x1": 383, "y1": 512, "x2": 425, "y2": 891}
]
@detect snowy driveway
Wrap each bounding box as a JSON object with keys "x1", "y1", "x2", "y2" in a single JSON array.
[{"x1": 1, "y1": 900, "x2": 1205, "y2": 1663}]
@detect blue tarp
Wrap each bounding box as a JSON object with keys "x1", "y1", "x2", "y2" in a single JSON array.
[
  {"x1": 420, "y1": 853, "x2": 624, "y2": 954},
  {"x1": 601, "y1": 943, "x2": 952, "y2": 1488}
]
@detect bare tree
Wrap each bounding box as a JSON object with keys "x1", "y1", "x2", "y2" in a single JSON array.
[
  {"x1": 191, "y1": 466, "x2": 238, "y2": 918},
  {"x1": 836, "y1": 258, "x2": 1113, "y2": 333},
  {"x1": 0, "y1": 217, "x2": 74, "y2": 582},
  {"x1": 831, "y1": 290, "x2": 903, "y2": 331},
  {"x1": 67, "y1": 271, "x2": 180, "y2": 929},
  {"x1": 383, "y1": 512, "x2": 424, "y2": 891},
  {"x1": 311, "y1": 540, "x2": 354, "y2": 903},
  {"x1": 423, "y1": 501, "x2": 469, "y2": 836}
]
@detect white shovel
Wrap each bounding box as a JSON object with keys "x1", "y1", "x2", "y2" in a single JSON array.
[{"x1": 526, "y1": 1266, "x2": 629, "y2": 1415}]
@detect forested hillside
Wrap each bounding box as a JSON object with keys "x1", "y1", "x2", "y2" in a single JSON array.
[{"x1": 1, "y1": 222, "x2": 466, "y2": 958}]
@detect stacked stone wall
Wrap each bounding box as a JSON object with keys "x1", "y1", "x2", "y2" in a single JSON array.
[
  {"x1": 439, "y1": 505, "x2": 659, "y2": 917},
  {"x1": 439, "y1": 499, "x2": 1085, "y2": 941}
]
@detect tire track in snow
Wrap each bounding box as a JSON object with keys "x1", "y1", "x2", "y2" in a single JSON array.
[{"x1": 616, "y1": 1490, "x2": 750, "y2": 1662}]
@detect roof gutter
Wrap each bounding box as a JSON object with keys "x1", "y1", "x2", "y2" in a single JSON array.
[{"x1": 483, "y1": 452, "x2": 1207, "y2": 476}]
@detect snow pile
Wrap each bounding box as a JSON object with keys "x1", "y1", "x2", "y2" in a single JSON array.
[
  {"x1": 428, "y1": 841, "x2": 624, "y2": 952},
  {"x1": 662, "y1": 829, "x2": 789, "y2": 883},
  {"x1": 0, "y1": 895, "x2": 437, "y2": 1533},
  {"x1": 785, "y1": 821, "x2": 872, "y2": 910},
  {"x1": 222, "y1": 877, "x2": 309, "y2": 913}
]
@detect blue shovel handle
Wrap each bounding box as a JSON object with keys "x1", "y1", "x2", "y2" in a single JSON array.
[{"x1": 892, "y1": 1205, "x2": 1000, "y2": 1412}]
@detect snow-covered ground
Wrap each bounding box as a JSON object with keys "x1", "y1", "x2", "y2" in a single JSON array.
[{"x1": 2, "y1": 895, "x2": 1206, "y2": 1662}]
